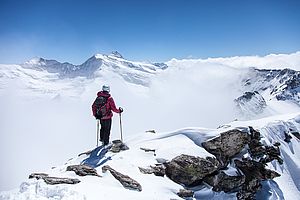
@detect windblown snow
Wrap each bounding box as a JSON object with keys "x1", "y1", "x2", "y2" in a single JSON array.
[{"x1": 0, "y1": 51, "x2": 300, "y2": 199}]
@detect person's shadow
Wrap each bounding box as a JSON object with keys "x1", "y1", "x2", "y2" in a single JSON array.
[{"x1": 81, "y1": 145, "x2": 113, "y2": 168}]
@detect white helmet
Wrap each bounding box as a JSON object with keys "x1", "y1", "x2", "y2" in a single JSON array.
[{"x1": 102, "y1": 84, "x2": 110, "y2": 93}]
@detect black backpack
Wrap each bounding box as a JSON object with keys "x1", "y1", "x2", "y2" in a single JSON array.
[{"x1": 94, "y1": 96, "x2": 109, "y2": 119}]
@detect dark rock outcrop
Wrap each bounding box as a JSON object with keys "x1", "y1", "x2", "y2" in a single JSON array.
[
  {"x1": 235, "y1": 159, "x2": 280, "y2": 200},
  {"x1": 291, "y1": 131, "x2": 300, "y2": 140},
  {"x1": 66, "y1": 164, "x2": 100, "y2": 177},
  {"x1": 140, "y1": 147, "x2": 156, "y2": 156},
  {"x1": 29, "y1": 173, "x2": 80, "y2": 185},
  {"x1": 139, "y1": 164, "x2": 165, "y2": 177},
  {"x1": 248, "y1": 127, "x2": 283, "y2": 164},
  {"x1": 202, "y1": 129, "x2": 250, "y2": 167},
  {"x1": 102, "y1": 165, "x2": 142, "y2": 191},
  {"x1": 177, "y1": 189, "x2": 194, "y2": 198},
  {"x1": 110, "y1": 140, "x2": 129, "y2": 153},
  {"x1": 164, "y1": 154, "x2": 220, "y2": 186},
  {"x1": 204, "y1": 171, "x2": 245, "y2": 193}
]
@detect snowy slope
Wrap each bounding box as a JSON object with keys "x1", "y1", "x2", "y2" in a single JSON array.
[
  {"x1": 1, "y1": 51, "x2": 300, "y2": 197},
  {"x1": 1, "y1": 113, "x2": 300, "y2": 200}
]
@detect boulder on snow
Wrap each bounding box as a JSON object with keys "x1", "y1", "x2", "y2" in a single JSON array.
[
  {"x1": 235, "y1": 159, "x2": 280, "y2": 181},
  {"x1": 204, "y1": 171, "x2": 245, "y2": 193},
  {"x1": 248, "y1": 127, "x2": 283, "y2": 164},
  {"x1": 202, "y1": 129, "x2": 250, "y2": 167},
  {"x1": 43, "y1": 177, "x2": 81, "y2": 185},
  {"x1": 66, "y1": 164, "x2": 100, "y2": 177},
  {"x1": 102, "y1": 165, "x2": 142, "y2": 191},
  {"x1": 110, "y1": 140, "x2": 129, "y2": 153},
  {"x1": 235, "y1": 159, "x2": 280, "y2": 200},
  {"x1": 138, "y1": 164, "x2": 165, "y2": 176},
  {"x1": 177, "y1": 189, "x2": 194, "y2": 198},
  {"x1": 29, "y1": 173, "x2": 49, "y2": 180},
  {"x1": 164, "y1": 154, "x2": 220, "y2": 186},
  {"x1": 29, "y1": 173, "x2": 80, "y2": 185},
  {"x1": 140, "y1": 147, "x2": 156, "y2": 156}
]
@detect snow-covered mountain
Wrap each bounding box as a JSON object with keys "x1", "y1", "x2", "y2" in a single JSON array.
[
  {"x1": 20, "y1": 51, "x2": 166, "y2": 85},
  {"x1": 1, "y1": 52, "x2": 300, "y2": 199}
]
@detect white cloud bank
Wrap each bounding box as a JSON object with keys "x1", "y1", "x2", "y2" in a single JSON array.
[{"x1": 167, "y1": 51, "x2": 300, "y2": 70}]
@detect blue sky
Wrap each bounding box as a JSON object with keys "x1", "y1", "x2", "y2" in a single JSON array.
[{"x1": 0, "y1": 0, "x2": 299, "y2": 64}]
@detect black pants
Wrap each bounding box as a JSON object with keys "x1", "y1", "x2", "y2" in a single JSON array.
[{"x1": 100, "y1": 118, "x2": 112, "y2": 145}]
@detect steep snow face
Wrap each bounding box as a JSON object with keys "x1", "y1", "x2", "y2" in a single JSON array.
[
  {"x1": 1, "y1": 113, "x2": 299, "y2": 200},
  {"x1": 235, "y1": 91, "x2": 267, "y2": 116},
  {"x1": 234, "y1": 68, "x2": 300, "y2": 118}
]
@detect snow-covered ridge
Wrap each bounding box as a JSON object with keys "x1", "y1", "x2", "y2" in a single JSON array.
[
  {"x1": 22, "y1": 51, "x2": 167, "y2": 79},
  {"x1": 1, "y1": 113, "x2": 299, "y2": 199}
]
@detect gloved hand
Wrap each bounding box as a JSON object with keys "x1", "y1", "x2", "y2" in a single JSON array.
[{"x1": 119, "y1": 107, "x2": 123, "y2": 113}]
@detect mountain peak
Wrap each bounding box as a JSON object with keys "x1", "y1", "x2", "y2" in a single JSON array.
[{"x1": 110, "y1": 51, "x2": 123, "y2": 59}]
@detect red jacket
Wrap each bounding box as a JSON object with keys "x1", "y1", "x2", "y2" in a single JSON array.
[{"x1": 92, "y1": 91, "x2": 120, "y2": 120}]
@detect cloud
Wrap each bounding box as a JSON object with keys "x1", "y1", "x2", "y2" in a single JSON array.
[{"x1": 167, "y1": 51, "x2": 300, "y2": 71}]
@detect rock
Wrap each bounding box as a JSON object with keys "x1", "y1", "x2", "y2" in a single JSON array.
[
  {"x1": 29, "y1": 172, "x2": 80, "y2": 185},
  {"x1": 204, "y1": 171, "x2": 245, "y2": 192},
  {"x1": 140, "y1": 147, "x2": 156, "y2": 156},
  {"x1": 291, "y1": 131, "x2": 300, "y2": 140},
  {"x1": 110, "y1": 140, "x2": 129, "y2": 153},
  {"x1": 102, "y1": 165, "x2": 142, "y2": 191},
  {"x1": 145, "y1": 129, "x2": 156, "y2": 133},
  {"x1": 202, "y1": 129, "x2": 250, "y2": 167},
  {"x1": 29, "y1": 173, "x2": 49, "y2": 179},
  {"x1": 235, "y1": 159, "x2": 280, "y2": 200},
  {"x1": 138, "y1": 164, "x2": 165, "y2": 177},
  {"x1": 66, "y1": 164, "x2": 100, "y2": 177},
  {"x1": 284, "y1": 132, "x2": 292, "y2": 143},
  {"x1": 177, "y1": 189, "x2": 194, "y2": 198},
  {"x1": 248, "y1": 127, "x2": 283, "y2": 164},
  {"x1": 235, "y1": 159, "x2": 280, "y2": 181},
  {"x1": 164, "y1": 154, "x2": 220, "y2": 186},
  {"x1": 43, "y1": 177, "x2": 81, "y2": 185},
  {"x1": 237, "y1": 179, "x2": 261, "y2": 200}
]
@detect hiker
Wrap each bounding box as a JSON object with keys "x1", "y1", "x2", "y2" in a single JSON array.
[{"x1": 92, "y1": 84, "x2": 123, "y2": 146}]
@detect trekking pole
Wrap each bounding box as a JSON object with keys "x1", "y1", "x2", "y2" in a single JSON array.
[
  {"x1": 96, "y1": 119, "x2": 100, "y2": 147},
  {"x1": 119, "y1": 113, "x2": 123, "y2": 142}
]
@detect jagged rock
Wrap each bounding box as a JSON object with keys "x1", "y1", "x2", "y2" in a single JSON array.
[
  {"x1": 139, "y1": 164, "x2": 165, "y2": 177},
  {"x1": 237, "y1": 179, "x2": 261, "y2": 200},
  {"x1": 29, "y1": 173, "x2": 80, "y2": 185},
  {"x1": 29, "y1": 173, "x2": 49, "y2": 179},
  {"x1": 235, "y1": 159, "x2": 280, "y2": 181},
  {"x1": 110, "y1": 140, "x2": 129, "y2": 153},
  {"x1": 248, "y1": 127, "x2": 283, "y2": 164},
  {"x1": 284, "y1": 132, "x2": 293, "y2": 143},
  {"x1": 102, "y1": 165, "x2": 142, "y2": 191},
  {"x1": 177, "y1": 189, "x2": 194, "y2": 198},
  {"x1": 235, "y1": 159, "x2": 280, "y2": 200},
  {"x1": 291, "y1": 131, "x2": 300, "y2": 140},
  {"x1": 261, "y1": 145, "x2": 283, "y2": 165},
  {"x1": 66, "y1": 164, "x2": 100, "y2": 177},
  {"x1": 204, "y1": 171, "x2": 245, "y2": 192},
  {"x1": 202, "y1": 129, "x2": 250, "y2": 167},
  {"x1": 164, "y1": 154, "x2": 220, "y2": 186}
]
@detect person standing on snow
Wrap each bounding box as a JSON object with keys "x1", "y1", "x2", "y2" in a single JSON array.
[{"x1": 92, "y1": 84, "x2": 123, "y2": 146}]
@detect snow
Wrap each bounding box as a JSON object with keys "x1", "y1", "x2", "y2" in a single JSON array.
[
  {"x1": 1, "y1": 113, "x2": 300, "y2": 199},
  {"x1": 1, "y1": 52, "x2": 300, "y2": 199}
]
